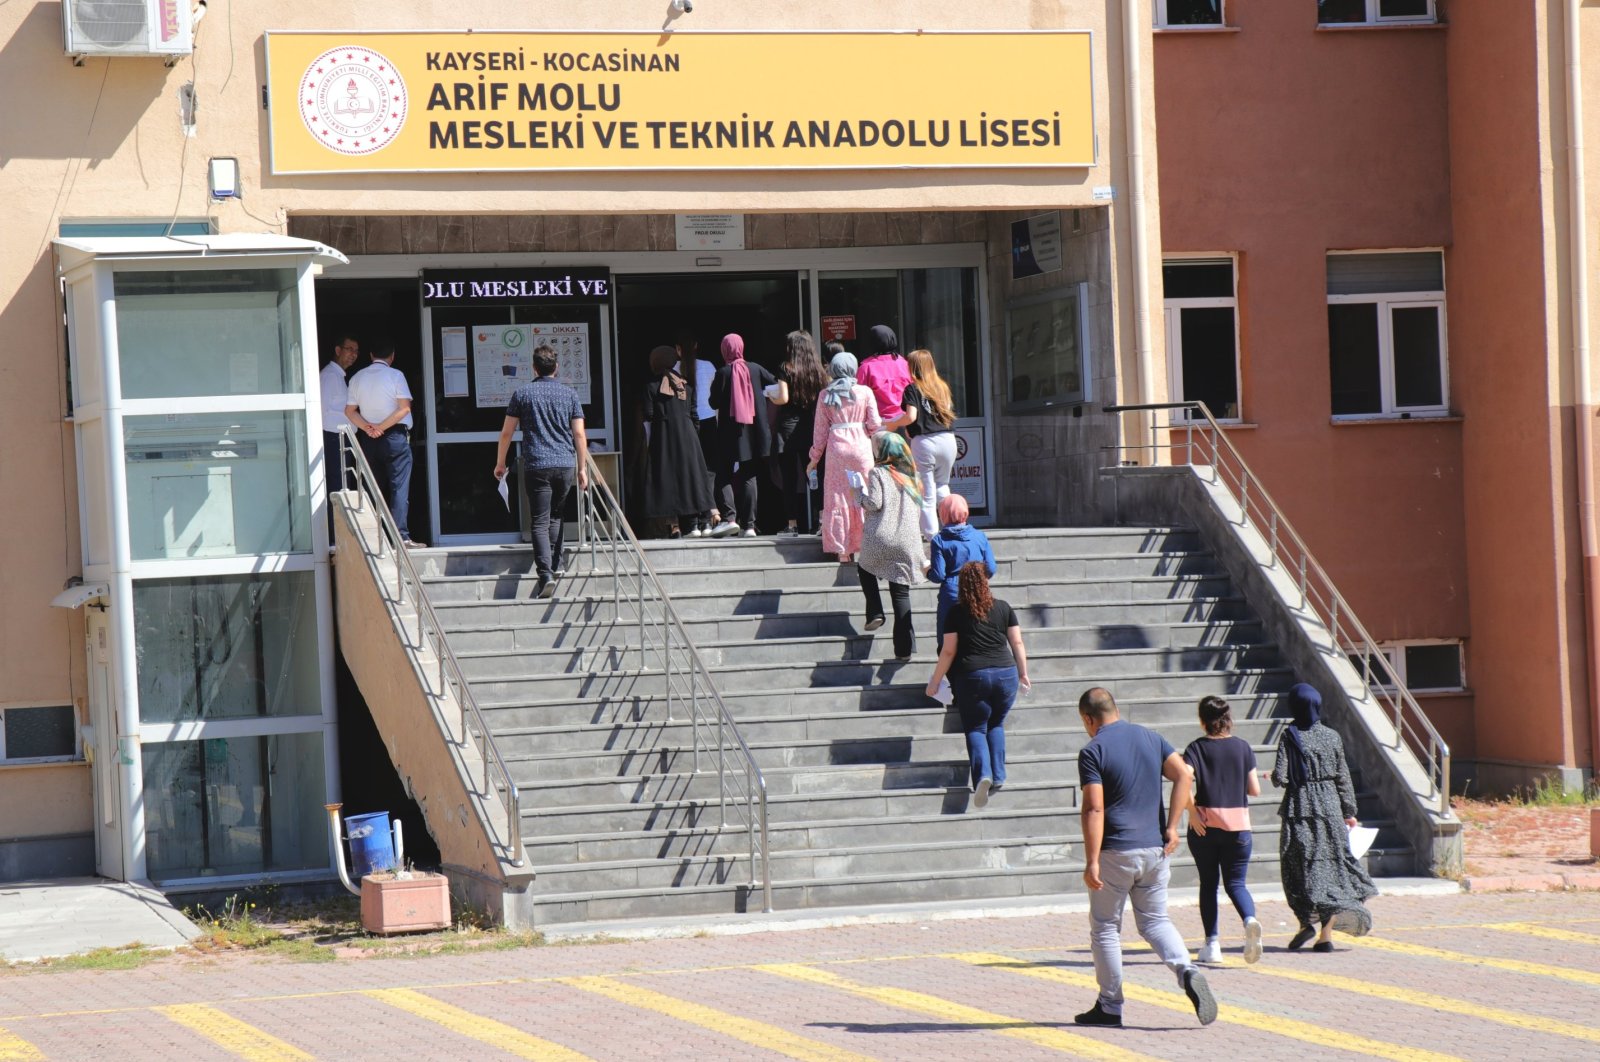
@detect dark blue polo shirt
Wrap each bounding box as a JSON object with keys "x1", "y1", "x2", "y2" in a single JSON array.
[
  {"x1": 506, "y1": 377, "x2": 583, "y2": 469},
  {"x1": 1078, "y1": 719, "x2": 1176, "y2": 851}
]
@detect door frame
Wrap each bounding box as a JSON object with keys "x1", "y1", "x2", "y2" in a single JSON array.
[{"x1": 325, "y1": 242, "x2": 995, "y2": 539}]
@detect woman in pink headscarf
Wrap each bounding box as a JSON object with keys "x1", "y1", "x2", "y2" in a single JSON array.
[{"x1": 709, "y1": 333, "x2": 778, "y2": 537}]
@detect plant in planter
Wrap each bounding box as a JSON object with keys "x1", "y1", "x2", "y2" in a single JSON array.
[{"x1": 360, "y1": 866, "x2": 451, "y2": 935}]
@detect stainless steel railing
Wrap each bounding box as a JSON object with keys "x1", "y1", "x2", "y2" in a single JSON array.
[
  {"x1": 336, "y1": 427, "x2": 526, "y2": 867},
  {"x1": 1104, "y1": 401, "x2": 1452, "y2": 815},
  {"x1": 570, "y1": 453, "x2": 774, "y2": 913}
]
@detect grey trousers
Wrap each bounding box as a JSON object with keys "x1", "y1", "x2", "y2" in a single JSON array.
[{"x1": 1088, "y1": 847, "x2": 1196, "y2": 1015}]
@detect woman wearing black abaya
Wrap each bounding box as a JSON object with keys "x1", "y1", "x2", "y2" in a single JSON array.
[
  {"x1": 1272, "y1": 682, "x2": 1378, "y2": 951},
  {"x1": 640, "y1": 345, "x2": 713, "y2": 537}
]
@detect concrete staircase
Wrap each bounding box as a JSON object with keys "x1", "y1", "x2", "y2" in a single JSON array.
[{"x1": 418, "y1": 527, "x2": 1413, "y2": 926}]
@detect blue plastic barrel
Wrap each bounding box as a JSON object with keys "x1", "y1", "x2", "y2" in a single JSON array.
[{"x1": 344, "y1": 811, "x2": 396, "y2": 877}]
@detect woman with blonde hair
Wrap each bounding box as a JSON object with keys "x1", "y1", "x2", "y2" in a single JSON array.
[{"x1": 890, "y1": 349, "x2": 959, "y2": 537}]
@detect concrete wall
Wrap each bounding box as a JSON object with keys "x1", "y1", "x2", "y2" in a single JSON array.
[
  {"x1": 0, "y1": 0, "x2": 1162, "y2": 861},
  {"x1": 1153, "y1": 1, "x2": 1479, "y2": 759},
  {"x1": 0, "y1": 763, "x2": 93, "y2": 882},
  {"x1": 1446, "y1": 1, "x2": 1589, "y2": 778}
]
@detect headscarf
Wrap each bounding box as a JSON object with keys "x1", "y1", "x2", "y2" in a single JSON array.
[
  {"x1": 864, "y1": 324, "x2": 899, "y2": 359},
  {"x1": 873, "y1": 431, "x2": 923, "y2": 502},
  {"x1": 721, "y1": 333, "x2": 755, "y2": 425},
  {"x1": 649, "y1": 345, "x2": 686, "y2": 400},
  {"x1": 1282, "y1": 682, "x2": 1322, "y2": 789},
  {"x1": 937, "y1": 493, "x2": 969, "y2": 527},
  {"x1": 822, "y1": 351, "x2": 858, "y2": 408}
]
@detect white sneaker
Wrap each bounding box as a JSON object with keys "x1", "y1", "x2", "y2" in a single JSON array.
[
  {"x1": 1196, "y1": 938, "x2": 1223, "y2": 965},
  {"x1": 687, "y1": 527, "x2": 702, "y2": 538},
  {"x1": 972, "y1": 777, "x2": 991, "y2": 809},
  {"x1": 1242, "y1": 917, "x2": 1263, "y2": 964},
  {"x1": 742, "y1": 527, "x2": 757, "y2": 537},
  {"x1": 709, "y1": 520, "x2": 740, "y2": 537}
]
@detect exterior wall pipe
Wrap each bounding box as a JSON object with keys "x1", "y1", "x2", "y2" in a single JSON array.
[
  {"x1": 1568, "y1": 0, "x2": 1600, "y2": 782},
  {"x1": 1123, "y1": 0, "x2": 1158, "y2": 414},
  {"x1": 96, "y1": 263, "x2": 147, "y2": 882},
  {"x1": 324, "y1": 803, "x2": 363, "y2": 896}
]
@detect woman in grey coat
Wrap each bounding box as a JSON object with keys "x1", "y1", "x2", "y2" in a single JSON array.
[
  {"x1": 1273, "y1": 682, "x2": 1378, "y2": 951},
  {"x1": 853, "y1": 431, "x2": 926, "y2": 660}
]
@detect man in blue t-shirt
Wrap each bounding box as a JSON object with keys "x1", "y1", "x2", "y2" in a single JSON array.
[
  {"x1": 495, "y1": 345, "x2": 590, "y2": 598},
  {"x1": 1074, "y1": 686, "x2": 1217, "y2": 1028}
]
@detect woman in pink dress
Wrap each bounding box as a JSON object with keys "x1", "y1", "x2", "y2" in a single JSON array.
[{"x1": 806, "y1": 352, "x2": 882, "y2": 561}]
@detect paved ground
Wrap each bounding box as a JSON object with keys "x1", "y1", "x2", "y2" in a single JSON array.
[
  {"x1": 0, "y1": 879, "x2": 199, "y2": 963},
  {"x1": 0, "y1": 889, "x2": 1596, "y2": 1060}
]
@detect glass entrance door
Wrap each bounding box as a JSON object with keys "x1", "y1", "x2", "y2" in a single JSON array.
[
  {"x1": 814, "y1": 265, "x2": 991, "y2": 518},
  {"x1": 423, "y1": 303, "x2": 613, "y2": 544}
]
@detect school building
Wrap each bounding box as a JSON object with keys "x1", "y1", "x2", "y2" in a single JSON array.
[{"x1": 0, "y1": 0, "x2": 1593, "y2": 907}]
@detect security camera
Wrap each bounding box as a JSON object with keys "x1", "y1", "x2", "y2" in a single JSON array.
[{"x1": 672, "y1": 0, "x2": 693, "y2": 12}]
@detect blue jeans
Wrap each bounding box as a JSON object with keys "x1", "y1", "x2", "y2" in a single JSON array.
[
  {"x1": 1187, "y1": 828, "x2": 1256, "y2": 937},
  {"x1": 951, "y1": 665, "x2": 1017, "y2": 788},
  {"x1": 524, "y1": 464, "x2": 576, "y2": 580},
  {"x1": 358, "y1": 427, "x2": 413, "y2": 540},
  {"x1": 1089, "y1": 847, "x2": 1198, "y2": 1015}
]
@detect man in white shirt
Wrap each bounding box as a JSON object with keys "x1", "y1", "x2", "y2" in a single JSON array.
[
  {"x1": 345, "y1": 338, "x2": 421, "y2": 546},
  {"x1": 320, "y1": 334, "x2": 360, "y2": 509}
]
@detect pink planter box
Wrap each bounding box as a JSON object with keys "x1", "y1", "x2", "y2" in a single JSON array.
[
  {"x1": 360, "y1": 872, "x2": 451, "y2": 935},
  {"x1": 1591, "y1": 808, "x2": 1600, "y2": 860}
]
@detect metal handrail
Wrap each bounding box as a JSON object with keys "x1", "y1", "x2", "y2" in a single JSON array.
[
  {"x1": 336, "y1": 427, "x2": 526, "y2": 867},
  {"x1": 570, "y1": 452, "x2": 774, "y2": 913},
  {"x1": 1104, "y1": 401, "x2": 1453, "y2": 815}
]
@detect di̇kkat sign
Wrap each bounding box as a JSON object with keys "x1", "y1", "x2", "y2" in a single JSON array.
[{"x1": 264, "y1": 31, "x2": 1095, "y2": 174}]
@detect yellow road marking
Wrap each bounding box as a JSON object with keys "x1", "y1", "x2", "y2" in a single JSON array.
[
  {"x1": 1351, "y1": 936, "x2": 1600, "y2": 988},
  {"x1": 758, "y1": 962, "x2": 1157, "y2": 1062},
  {"x1": 0, "y1": 1025, "x2": 44, "y2": 1062},
  {"x1": 1243, "y1": 962, "x2": 1600, "y2": 1045},
  {"x1": 948, "y1": 952, "x2": 1461, "y2": 1062},
  {"x1": 156, "y1": 1004, "x2": 311, "y2": 1061},
  {"x1": 1487, "y1": 922, "x2": 1600, "y2": 947},
  {"x1": 559, "y1": 975, "x2": 870, "y2": 1062},
  {"x1": 364, "y1": 988, "x2": 590, "y2": 1061}
]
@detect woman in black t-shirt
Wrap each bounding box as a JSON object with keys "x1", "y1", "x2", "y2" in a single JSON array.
[
  {"x1": 925, "y1": 561, "x2": 1031, "y2": 809},
  {"x1": 1183, "y1": 695, "x2": 1262, "y2": 965}
]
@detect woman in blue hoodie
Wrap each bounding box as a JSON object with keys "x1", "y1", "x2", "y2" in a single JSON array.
[{"x1": 928, "y1": 493, "x2": 996, "y2": 640}]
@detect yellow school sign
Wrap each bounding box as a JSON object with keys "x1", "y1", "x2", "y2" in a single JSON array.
[{"x1": 264, "y1": 31, "x2": 1095, "y2": 174}]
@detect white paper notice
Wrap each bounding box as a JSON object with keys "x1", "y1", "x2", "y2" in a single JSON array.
[
  {"x1": 931, "y1": 677, "x2": 954, "y2": 706},
  {"x1": 497, "y1": 472, "x2": 511, "y2": 511},
  {"x1": 1347, "y1": 824, "x2": 1378, "y2": 860},
  {"x1": 472, "y1": 322, "x2": 591, "y2": 408},
  {"x1": 441, "y1": 326, "x2": 469, "y2": 397}
]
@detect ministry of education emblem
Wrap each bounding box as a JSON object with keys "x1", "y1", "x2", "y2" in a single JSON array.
[{"x1": 298, "y1": 47, "x2": 408, "y2": 156}]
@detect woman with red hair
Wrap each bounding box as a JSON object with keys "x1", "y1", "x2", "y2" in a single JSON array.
[{"x1": 925, "y1": 561, "x2": 1030, "y2": 808}]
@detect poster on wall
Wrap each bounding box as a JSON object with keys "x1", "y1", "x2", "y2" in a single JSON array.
[
  {"x1": 472, "y1": 323, "x2": 591, "y2": 408},
  {"x1": 950, "y1": 427, "x2": 988, "y2": 509},
  {"x1": 440, "y1": 326, "x2": 469, "y2": 397},
  {"x1": 1006, "y1": 283, "x2": 1089, "y2": 409},
  {"x1": 1010, "y1": 212, "x2": 1063, "y2": 280}
]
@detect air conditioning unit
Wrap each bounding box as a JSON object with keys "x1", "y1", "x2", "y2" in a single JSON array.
[{"x1": 63, "y1": 0, "x2": 193, "y2": 63}]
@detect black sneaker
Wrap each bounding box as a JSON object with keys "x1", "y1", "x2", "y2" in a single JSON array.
[
  {"x1": 534, "y1": 577, "x2": 555, "y2": 600},
  {"x1": 1073, "y1": 1002, "x2": 1122, "y2": 1028},
  {"x1": 1182, "y1": 968, "x2": 1217, "y2": 1025}
]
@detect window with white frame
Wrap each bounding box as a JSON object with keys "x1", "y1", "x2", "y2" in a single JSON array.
[
  {"x1": 0, "y1": 705, "x2": 78, "y2": 764},
  {"x1": 1163, "y1": 257, "x2": 1240, "y2": 421},
  {"x1": 1158, "y1": 0, "x2": 1224, "y2": 28},
  {"x1": 1348, "y1": 640, "x2": 1465, "y2": 692},
  {"x1": 1318, "y1": 0, "x2": 1434, "y2": 25},
  {"x1": 1327, "y1": 251, "x2": 1447, "y2": 417}
]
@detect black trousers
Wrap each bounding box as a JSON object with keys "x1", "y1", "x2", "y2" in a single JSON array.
[
  {"x1": 858, "y1": 569, "x2": 915, "y2": 658},
  {"x1": 698, "y1": 418, "x2": 732, "y2": 520},
  {"x1": 357, "y1": 427, "x2": 412, "y2": 540},
  {"x1": 524, "y1": 464, "x2": 576, "y2": 580},
  {"x1": 730, "y1": 456, "x2": 766, "y2": 530}
]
